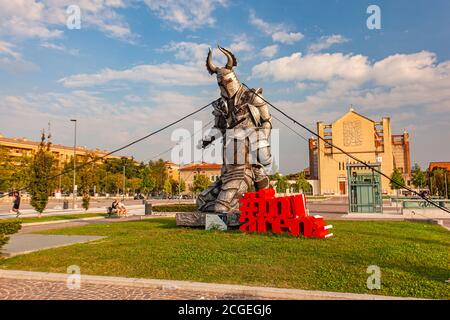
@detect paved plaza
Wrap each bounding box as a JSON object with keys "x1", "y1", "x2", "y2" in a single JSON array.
[
  {"x1": 0, "y1": 277, "x2": 254, "y2": 300},
  {"x1": 0, "y1": 270, "x2": 413, "y2": 300}
]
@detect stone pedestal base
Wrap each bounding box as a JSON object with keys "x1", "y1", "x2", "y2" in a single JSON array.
[
  {"x1": 205, "y1": 214, "x2": 227, "y2": 231},
  {"x1": 176, "y1": 212, "x2": 240, "y2": 227}
]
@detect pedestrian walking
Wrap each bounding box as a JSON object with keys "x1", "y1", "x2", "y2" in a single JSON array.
[{"x1": 11, "y1": 191, "x2": 21, "y2": 218}]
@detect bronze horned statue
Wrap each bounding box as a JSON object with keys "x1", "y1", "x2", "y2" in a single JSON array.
[{"x1": 197, "y1": 46, "x2": 273, "y2": 215}]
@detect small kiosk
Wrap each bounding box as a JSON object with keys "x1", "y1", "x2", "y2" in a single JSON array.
[{"x1": 347, "y1": 163, "x2": 383, "y2": 213}]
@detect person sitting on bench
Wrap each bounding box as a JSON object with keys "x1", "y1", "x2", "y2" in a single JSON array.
[
  {"x1": 108, "y1": 200, "x2": 119, "y2": 216},
  {"x1": 117, "y1": 201, "x2": 128, "y2": 217}
]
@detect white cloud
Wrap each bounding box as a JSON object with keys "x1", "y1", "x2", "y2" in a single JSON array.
[
  {"x1": 0, "y1": 40, "x2": 38, "y2": 73},
  {"x1": 0, "y1": 0, "x2": 63, "y2": 39},
  {"x1": 160, "y1": 41, "x2": 210, "y2": 64},
  {"x1": 229, "y1": 34, "x2": 253, "y2": 53},
  {"x1": 251, "y1": 51, "x2": 450, "y2": 114},
  {"x1": 261, "y1": 44, "x2": 278, "y2": 58},
  {"x1": 0, "y1": 0, "x2": 134, "y2": 41},
  {"x1": 252, "y1": 52, "x2": 370, "y2": 83},
  {"x1": 295, "y1": 82, "x2": 323, "y2": 90},
  {"x1": 59, "y1": 63, "x2": 211, "y2": 88},
  {"x1": 249, "y1": 10, "x2": 304, "y2": 44},
  {"x1": 272, "y1": 31, "x2": 304, "y2": 45},
  {"x1": 143, "y1": 0, "x2": 227, "y2": 31},
  {"x1": 371, "y1": 51, "x2": 447, "y2": 86},
  {"x1": 308, "y1": 34, "x2": 350, "y2": 53},
  {"x1": 0, "y1": 40, "x2": 21, "y2": 59},
  {"x1": 40, "y1": 42, "x2": 79, "y2": 55},
  {"x1": 161, "y1": 39, "x2": 252, "y2": 68}
]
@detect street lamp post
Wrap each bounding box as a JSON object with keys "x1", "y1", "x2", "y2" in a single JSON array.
[
  {"x1": 122, "y1": 164, "x2": 126, "y2": 201},
  {"x1": 445, "y1": 170, "x2": 448, "y2": 199},
  {"x1": 70, "y1": 119, "x2": 77, "y2": 209}
]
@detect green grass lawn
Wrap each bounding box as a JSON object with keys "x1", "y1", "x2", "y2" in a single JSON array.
[
  {"x1": 0, "y1": 218, "x2": 448, "y2": 299},
  {"x1": 152, "y1": 204, "x2": 197, "y2": 212},
  {"x1": 3, "y1": 213, "x2": 106, "y2": 224}
]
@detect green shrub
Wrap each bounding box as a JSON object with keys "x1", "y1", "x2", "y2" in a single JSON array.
[
  {"x1": 0, "y1": 220, "x2": 22, "y2": 235},
  {"x1": 0, "y1": 234, "x2": 7, "y2": 250},
  {"x1": 152, "y1": 204, "x2": 197, "y2": 212},
  {"x1": 0, "y1": 220, "x2": 21, "y2": 255}
]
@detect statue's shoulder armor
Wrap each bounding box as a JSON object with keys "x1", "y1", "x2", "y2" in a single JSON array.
[
  {"x1": 244, "y1": 88, "x2": 266, "y2": 107},
  {"x1": 212, "y1": 97, "x2": 227, "y2": 115}
]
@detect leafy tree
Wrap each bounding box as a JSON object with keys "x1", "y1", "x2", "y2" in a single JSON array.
[
  {"x1": 0, "y1": 146, "x2": 13, "y2": 191},
  {"x1": 140, "y1": 166, "x2": 155, "y2": 195},
  {"x1": 429, "y1": 167, "x2": 449, "y2": 197},
  {"x1": 273, "y1": 173, "x2": 289, "y2": 193},
  {"x1": 170, "y1": 178, "x2": 186, "y2": 194},
  {"x1": 170, "y1": 179, "x2": 179, "y2": 194},
  {"x1": 192, "y1": 174, "x2": 211, "y2": 193},
  {"x1": 89, "y1": 164, "x2": 105, "y2": 194},
  {"x1": 179, "y1": 178, "x2": 186, "y2": 193},
  {"x1": 148, "y1": 159, "x2": 167, "y2": 192},
  {"x1": 9, "y1": 155, "x2": 32, "y2": 191},
  {"x1": 105, "y1": 157, "x2": 138, "y2": 177},
  {"x1": 294, "y1": 172, "x2": 312, "y2": 194},
  {"x1": 113, "y1": 173, "x2": 124, "y2": 195},
  {"x1": 390, "y1": 168, "x2": 405, "y2": 191},
  {"x1": 79, "y1": 154, "x2": 95, "y2": 211},
  {"x1": 163, "y1": 179, "x2": 172, "y2": 195},
  {"x1": 411, "y1": 164, "x2": 427, "y2": 189},
  {"x1": 276, "y1": 177, "x2": 289, "y2": 193},
  {"x1": 128, "y1": 177, "x2": 142, "y2": 193},
  {"x1": 0, "y1": 147, "x2": 31, "y2": 192},
  {"x1": 29, "y1": 131, "x2": 55, "y2": 216},
  {"x1": 59, "y1": 159, "x2": 78, "y2": 194}
]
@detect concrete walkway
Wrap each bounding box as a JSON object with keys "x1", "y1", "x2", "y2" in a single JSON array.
[
  {"x1": 0, "y1": 270, "x2": 419, "y2": 300},
  {"x1": 1, "y1": 234, "x2": 105, "y2": 257},
  {"x1": 14, "y1": 214, "x2": 174, "y2": 234},
  {"x1": 0, "y1": 199, "x2": 195, "y2": 219},
  {"x1": 1, "y1": 214, "x2": 179, "y2": 258},
  {"x1": 0, "y1": 204, "x2": 145, "y2": 220}
]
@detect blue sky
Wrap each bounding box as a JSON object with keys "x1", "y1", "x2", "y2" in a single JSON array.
[{"x1": 0, "y1": 0, "x2": 449, "y2": 173}]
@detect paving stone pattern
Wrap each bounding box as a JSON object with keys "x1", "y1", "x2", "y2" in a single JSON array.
[{"x1": 0, "y1": 278, "x2": 258, "y2": 300}]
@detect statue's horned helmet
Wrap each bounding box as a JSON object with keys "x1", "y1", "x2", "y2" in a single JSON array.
[{"x1": 206, "y1": 46, "x2": 241, "y2": 99}]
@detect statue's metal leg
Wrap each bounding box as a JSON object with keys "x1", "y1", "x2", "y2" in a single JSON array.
[
  {"x1": 253, "y1": 165, "x2": 270, "y2": 190},
  {"x1": 197, "y1": 180, "x2": 221, "y2": 212},
  {"x1": 214, "y1": 166, "x2": 253, "y2": 213}
]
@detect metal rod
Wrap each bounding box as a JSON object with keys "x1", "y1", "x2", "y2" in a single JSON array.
[
  {"x1": 445, "y1": 170, "x2": 448, "y2": 199},
  {"x1": 122, "y1": 164, "x2": 126, "y2": 201},
  {"x1": 71, "y1": 119, "x2": 77, "y2": 209}
]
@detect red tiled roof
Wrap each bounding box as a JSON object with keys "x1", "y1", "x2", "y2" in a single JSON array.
[
  {"x1": 0, "y1": 136, "x2": 123, "y2": 158},
  {"x1": 179, "y1": 163, "x2": 222, "y2": 171},
  {"x1": 428, "y1": 162, "x2": 450, "y2": 171}
]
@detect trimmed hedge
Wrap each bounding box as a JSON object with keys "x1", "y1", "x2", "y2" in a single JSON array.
[
  {"x1": 0, "y1": 220, "x2": 21, "y2": 235},
  {"x1": 0, "y1": 220, "x2": 22, "y2": 255},
  {"x1": 0, "y1": 234, "x2": 8, "y2": 252},
  {"x1": 152, "y1": 204, "x2": 197, "y2": 212}
]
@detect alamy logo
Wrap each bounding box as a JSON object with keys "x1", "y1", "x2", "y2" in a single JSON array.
[
  {"x1": 67, "y1": 265, "x2": 81, "y2": 289},
  {"x1": 366, "y1": 5, "x2": 381, "y2": 30},
  {"x1": 66, "y1": 5, "x2": 81, "y2": 30},
  {"x1": 366, "y1": 265, "x2": 381, "y2": 290}
]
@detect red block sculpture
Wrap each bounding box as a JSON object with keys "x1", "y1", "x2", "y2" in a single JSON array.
[{"x1": 239, "y1": 188, "x2": 333, "y2": 238}]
